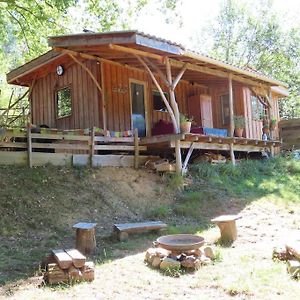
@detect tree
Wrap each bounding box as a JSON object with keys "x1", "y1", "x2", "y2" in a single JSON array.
[{"x1": 196, "y1": 0, "x2": 300, "y2": 119}]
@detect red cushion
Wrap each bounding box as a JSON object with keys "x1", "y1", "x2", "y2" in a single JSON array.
[
  {"x1": 191, "y1": 127, "x2": 204, "y2": 134},
  {"x1": 152, "y1": 119, "x2": 175, "y2": 136}
]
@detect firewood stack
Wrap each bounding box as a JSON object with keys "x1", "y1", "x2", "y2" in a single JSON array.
[
  {"x1": 43, "y1": 249, "x2": 95, "y2": 284},
  {"x1": 273, "y1": 241, "x2": 300, "y2": 279}
]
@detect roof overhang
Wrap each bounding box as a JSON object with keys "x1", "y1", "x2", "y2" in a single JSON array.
[{"x1": 6, "y1": 30, "x2": 289, "y2": 97}]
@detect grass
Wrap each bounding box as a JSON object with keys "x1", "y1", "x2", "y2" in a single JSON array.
[{"x1": 0, "y1": 156, "x2": 300, "y2": 299}]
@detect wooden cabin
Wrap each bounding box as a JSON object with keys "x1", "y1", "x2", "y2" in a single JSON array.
[{"x1": 5, "y1": 31, "x2": 288, "y2": 172}]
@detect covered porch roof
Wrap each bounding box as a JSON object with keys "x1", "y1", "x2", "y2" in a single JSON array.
[{"x1": 7, "y1": 30, "x2": 288, "y2": 97}]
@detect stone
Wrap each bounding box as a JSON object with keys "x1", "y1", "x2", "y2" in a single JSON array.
[
  {"x1": 199, "y1": 255, "x2": 212, "y2": 265},
  {"x1": 204, "y1": 246, "x2": 215, "y2": 260},
  {"x1": 154, "y1": 247, "x2": 171, "y2": 258},
  {"x1": 181, "y1": 256, "x2": 201, "y2": 269},
  {"x1": 184, "y1": 249, "x2": 202, "y2": 257},
  {"x1": 160, "y1": 257, "x2": 181, "y2": 270},
  {"x1": 286, "y1": 242, "x2": 300, "y2": 260},
  {"x1": 145, "y1": 248, "x2": 157, "y2": 263},
  {"x1": 151, "y1": 256, "x2": 161, "y2": 268},
  {"x1": 273, "y1": 246, "x2": 290, "y2": 261},
  {"x1": 287, "y1": 260, "x2": 300, "y2": 278}
]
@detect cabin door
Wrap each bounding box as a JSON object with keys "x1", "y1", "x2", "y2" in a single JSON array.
[
  {"x1": 130, "y1": 80, "x2": 148, "y2": 137},
  {"x1": 200, "y1": 95, "x2": 213, "y2": 128}
]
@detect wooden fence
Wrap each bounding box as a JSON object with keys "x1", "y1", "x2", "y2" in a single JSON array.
[
  {"x1": 0, "y1": 127, "x2": 149, "y2": 168},
  {"x1": 279, "y1": 118, "x2": 300, "y2": 150}
]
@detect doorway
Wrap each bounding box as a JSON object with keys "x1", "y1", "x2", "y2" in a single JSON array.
[{"x1": 130, "y1": 80, "x2": 148, "y2": 137}]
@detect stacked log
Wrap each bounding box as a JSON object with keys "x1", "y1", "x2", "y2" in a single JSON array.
[
  {"x1": 144, "y1": 246, "x2": 214, "y2": 271},
  {"x1": 44, "y1": 248, "x2": 95, "y2": 284},
  {"x1": 273, "y1": 241, "x2": 300, "y2": 279}
]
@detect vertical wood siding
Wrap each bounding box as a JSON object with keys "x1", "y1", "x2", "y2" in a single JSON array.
[
  {"x1": 30, "y1": 58, "x2": 280, "y2": 140},
  {"x1": 31, "y1": 59, "x2": 102, "y2": 130}
]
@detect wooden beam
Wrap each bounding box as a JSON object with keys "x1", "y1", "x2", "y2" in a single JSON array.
[
  {"x1": 144, "y1": 57, "x2": 169, "y2": 87},
  {"x1": 109, "y1": 44, "x2": 164, "y2": 62},
  {"x1": 67, "y1": 53, "x2": 102, "y2": 94},
  {"x1": 228, "y1": 74, "x2": 234, "y2": 138},
  {"x1": 90, "y1": 127, "x2": 95, "y2": 167},
  {"x1": 100, "y1": 62, "x2": 107, "y2": 130},
  {"x1": 27, "y1": 125, "x2": 32, "y2": 168},
  {"x1": 182, "y1": 142, "x2": 194, "y2": 174},
  {"x1": 169, "y1": 59, "x2": 271, "y2": 89},
  {"x1": 104, "y1": 43, "x2": 272, "y2": 88},
  {"x1": 140, "y1": 133, "x2": 184, "y2": 145},
  {"x1": 135, "y1": 55, "x2": 178, "y2": 132},
  {"x1": 172, "y1": 63, "x2": 188, "y2": 90},
  {"x1": 171, "y1": 141, "x2": 265, "y2": 152},
  {"x1": 134, "y1": 128, "x2": 139, "y2": 169}
]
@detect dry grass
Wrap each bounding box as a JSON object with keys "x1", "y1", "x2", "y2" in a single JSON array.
[
  {"x1": 1, "y1": 200, "x2": 300, "y2": 300},
  {"x1": 1, "y1": 158, "x2": 300, "y2": 299}
]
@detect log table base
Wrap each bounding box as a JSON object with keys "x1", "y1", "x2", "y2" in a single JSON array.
[
  {"x1": 73, "y1": 222, "x2": 97, "y2": 255},
  {"x1": 211, "y1": 215, "x2": 242, "y2": 243}
]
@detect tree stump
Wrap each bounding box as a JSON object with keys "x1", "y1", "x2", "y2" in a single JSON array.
[
  {"x1": 211, "y1": 215, "x2": 242, "y2": 243},
  {"x1": 73, "y1": 223, "x2": 97, "y2": 255}
]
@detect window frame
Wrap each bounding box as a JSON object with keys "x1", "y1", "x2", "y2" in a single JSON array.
[
  {"x1": 251, "y1": 94, "x2": 267, "y2": 121},
  {"x1": 55, "y1": 85, "x2": 72, "y2": 119},
  {"x1": 220, "y1": 93, "x2": 230, "y2": 126},
  {"x1": 152, "y1": 90, "x2": 169, "y2": 113}
]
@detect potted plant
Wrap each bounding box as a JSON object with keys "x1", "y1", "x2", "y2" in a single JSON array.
[
  {"x1": 233, "y1": 115, "x2": 245, "y2": 138},
  {"x1": 180, "y1": 114, "x2": 193, "y2": 134},
  {"x1": 262, "y1": 123, "x2": 270, "y2": 135},
  {"x1": 270, "y1": 118, "x2": 277, "y2": 131}
]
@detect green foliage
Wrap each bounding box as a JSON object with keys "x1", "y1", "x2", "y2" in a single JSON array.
[
  {"x1": 180, "y1": 113, "x2": 193, "y2": 123},
  {"x1": 190, "y1": 157, "x2": 300, "y2": 204},
  {"x1": 145, "y1": 205, "x2": 172, "y2": 219},
  {"x1": 233, "y1": 115, "x2": 245, "y2": 129},
  {"x1": 198, "y1": 0, "x2": 300, "y2": 119}
]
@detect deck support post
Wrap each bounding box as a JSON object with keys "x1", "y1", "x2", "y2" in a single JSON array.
[
  {"x1": 136, "y1": 55, "x2": 187, "y2": 174},
  {"x1": 134, "y1": 128, "x2": 139, "y2": 169},
  {"x1": 228, "y1": 74, "x2": 236, "y2": 166},
  {"x1": 182, "y1": 142, "x2": 195, "y2": 174},
  {"x1": 90, "y1": 127, "x2": 95, "y2": 167},
  {"x1": 27, "y1": 123, "x2": 32, "y2": 168}
]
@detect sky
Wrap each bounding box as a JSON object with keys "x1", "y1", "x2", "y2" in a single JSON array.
[{"x1": 133, "y1": 0, "x2": 300, "y2": 48}]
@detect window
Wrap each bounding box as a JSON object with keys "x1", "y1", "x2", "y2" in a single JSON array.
[
  {"x1": 220, "y1": 94, "x2": 230, "y2": 125},
  {"x1": 251, "y1": 95, "x2": 266, "y2": 120},
  {"x1": 56, "y1": 87, "x2": 72, "y2": 118},
  {"x1": 153, "y1": 90, "x2": 168, "y2": 112}
]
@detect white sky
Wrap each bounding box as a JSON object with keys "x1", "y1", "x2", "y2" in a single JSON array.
[{"x1": 133, "y1": 0, "x2": 300, "y2": 47}]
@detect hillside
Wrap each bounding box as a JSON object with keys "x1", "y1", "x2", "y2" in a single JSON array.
[{"x1": 0, "y1": 158, "x2": 300, "y2": 299}]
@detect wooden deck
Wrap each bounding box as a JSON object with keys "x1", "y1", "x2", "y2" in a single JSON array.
[{"x1": 141, "y1": 133, "x2": 281, "y2": 154}]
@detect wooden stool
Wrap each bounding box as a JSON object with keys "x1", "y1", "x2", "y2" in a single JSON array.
[
  {"x1": 211, "y1": 215, "x2": 242, "y2": 243},
  {"x1": 73, "y1": 222, "x2": 97, "y2": 255}
]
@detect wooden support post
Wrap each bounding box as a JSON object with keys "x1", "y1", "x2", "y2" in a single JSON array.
[
  {"x1": 230, "y1": 143, "x2": 236, "y2": 166},
  {"x1": 270, "y1": 144, "x2": 275, "y2": 158},
  {"x1": 27, "y1": 124, "x2": 32, "y2": 168},
  {"x1": 100, "y1": 62, "x2": 107, "y2": 131},
  {"x1": 68, "y1": 53, "x2": 102, "y2": 94},
  {"x1": 228, "y1": 74, "x2": 234, "y2": 137},
  {"x1": 182, "y1": 142, "x2": 194, "y2": 174},
  {"x1": 228, "y1": 74, "x2": 236, "y2": 165},
  {"x1": 134, "y1": 128, "x2": 139, "y2": 169},
  {"x1": 90, "y1": 127, "x2": 95, "y2": 167}
]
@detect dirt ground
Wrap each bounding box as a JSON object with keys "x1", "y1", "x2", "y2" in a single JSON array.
[{"x1": 1, "y1": 200, "x2": 299, "y2": 300}]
